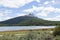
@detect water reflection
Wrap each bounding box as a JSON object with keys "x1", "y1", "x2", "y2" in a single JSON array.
[{"x1": 0, "y1": 26, "x2": 55, "y2": 31}]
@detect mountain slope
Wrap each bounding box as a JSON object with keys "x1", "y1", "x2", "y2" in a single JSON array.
[
  {"x1": 0, "y1": 15, "x2": 36, "y2": 24},
  {"x1": 0, "y1": 15, "x2": 60, "y2": 26}
]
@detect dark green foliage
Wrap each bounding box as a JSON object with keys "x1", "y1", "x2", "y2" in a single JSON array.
[
  {"x1": 53, "y1": 26, "x2": 60, "y2": 36},
  {"x1": 54, "y1": 36, "x2": 60, "y2": 40}
]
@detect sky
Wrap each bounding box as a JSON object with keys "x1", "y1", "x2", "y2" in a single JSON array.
[{"x1": 0, "y1": 0, "x2": 60, "y2": 21}]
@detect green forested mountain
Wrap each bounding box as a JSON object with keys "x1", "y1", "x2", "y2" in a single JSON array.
[{"x1": 0, "y1": 15, "x2": 60, "y2": 26}]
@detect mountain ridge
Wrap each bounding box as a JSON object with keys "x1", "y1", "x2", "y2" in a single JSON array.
[{"x1": 0, "y1": 15, "x2": 60, "y2": 26}]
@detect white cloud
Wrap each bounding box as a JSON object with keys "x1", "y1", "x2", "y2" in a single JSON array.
[
  {"x1": 0, "y1": 10, "x2": 12, "y2": 16},
  {"x1": 36, "y1": 0, "x2": 40, "y2": 3},
  {"x1": 0, "y1": 9, "x2": 13, "y2": 21},
  {"x1": 0, "y1": 0, "x2": 60, "y2": 21},
  {"x1": 17, "y1": 13, "x2": 27, "y2": 16},
  {"x1": 5, "y1": 17, "x2": 13, "y2": 20},
  {"x1": 51, "y1": 0, "x2": 55, "y2": 4},
  {"x1": 0, "y1": 18, "x2": 3, "y2": 21},
  {"x1": 44, "y1": 1, "x2": 49, "y2": 5},
  {"x1": 23, "y1": 6, "x2": 56, "y2": 16},
  {"x1": 23, "y1": 6, "x2": 44, "y2": 12},
  {"x1": 55, "y1": 8, "x2": 60, "y2": 13},
  {"x1": 0, "y1": 17, "x2": 13, "y2": 21},
  {"x1": 43, "y1": 0, "x2": 56, "y2": 6},
  {"x1": 26, "y1": 6, "x2": 55, "y2": 12},
  {"x1": 0, "y1": 13, "x2": 4, "y2": 16},
  {"x1": 36, "y1": 12, "x2": 48, "y2": 16},
  {"x1": 43, "y1": 18, "x2": 60, "y2": 21},
  {"x1": 23, "y1": 9, "x2": 33, "y2": 13},
  {"x1": 42, "y1": 15, "x2": 60, "y2": 21},
  {"x1": 54, "y1": 15, "x2": 60, "y2": 20},
  {"x1": 23, "y1": 5, "x2": 60, "y2": 21},
  {"x1": 0, "y1": 0, "x2": 34, "y2": 8}
]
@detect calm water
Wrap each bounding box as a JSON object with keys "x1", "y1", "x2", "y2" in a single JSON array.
[{"x1": 0, "y1": 26, "x2": 55, "y2": 31}]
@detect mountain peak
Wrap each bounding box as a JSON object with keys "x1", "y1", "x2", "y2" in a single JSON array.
[
  {"x1": 26, "y1": 13, "x2": 35, "y2": 17},
  {"x1": 0, "y1": 13, "x2": 60, "y2": 26}
]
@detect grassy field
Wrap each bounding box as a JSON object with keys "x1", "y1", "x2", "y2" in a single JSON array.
[{"x1": 0, "y1": 28, "x2": 56, "y2": 40}]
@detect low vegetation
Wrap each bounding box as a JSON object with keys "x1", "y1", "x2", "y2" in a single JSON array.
[
  {"x1": 53, "y1": 25, "x2": 60, "y2": 36},
  {"x1": 0, "y1": 26, "x2": 60, "y2": 40},
  {"x1": 0, "y1": 31, "x2": 54, "y2": 40},
  {"x1": 52, "y1": 25, "x2": 60, "y2": 40}
]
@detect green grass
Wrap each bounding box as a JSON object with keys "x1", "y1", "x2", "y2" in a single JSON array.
[{"x1": 0, "y1": 30, "x2": 54, "y2": 40}]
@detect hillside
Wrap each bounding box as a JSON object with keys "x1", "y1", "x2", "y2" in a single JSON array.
[{"x1": 0, "y1": 15, "x2": 60, "y2": 26}]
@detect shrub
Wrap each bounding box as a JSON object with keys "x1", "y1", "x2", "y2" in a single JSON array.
[
  {"x1": 54, "y1": 36, "x2": 60, "y2": 40},
  {"x1": 53, "y1": 26, "x2": 60, "y2": 36}
]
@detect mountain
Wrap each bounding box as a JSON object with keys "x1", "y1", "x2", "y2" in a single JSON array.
[{"x1": 0, "y1": 15, "x2": 60, "y2": 26}]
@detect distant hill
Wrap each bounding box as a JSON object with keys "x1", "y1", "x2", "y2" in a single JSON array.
[{"x1": 0, "y1": 14, "x2": 60, "y2": 26}]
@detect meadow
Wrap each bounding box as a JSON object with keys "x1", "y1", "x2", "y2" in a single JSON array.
[{"x1": 0, "y1": 27, "x2": 59, "y2": 40}]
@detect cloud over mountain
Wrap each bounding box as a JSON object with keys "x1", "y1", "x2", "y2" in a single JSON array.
[{"x1": 0, "y1": 0, "x2": 60, "y2": 21}]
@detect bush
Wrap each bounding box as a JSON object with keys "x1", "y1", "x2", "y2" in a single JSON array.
[
  {"x1": 54, "y1": 36, "x2": 60, "y2": 40},
  {"x1": 53, "y1": 26, "x2": 60, "y2": 36}
]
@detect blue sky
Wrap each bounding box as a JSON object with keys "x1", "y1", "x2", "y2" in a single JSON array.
[{"x1": 0, "y1": 0, "x2": 60, "y2": 21}]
